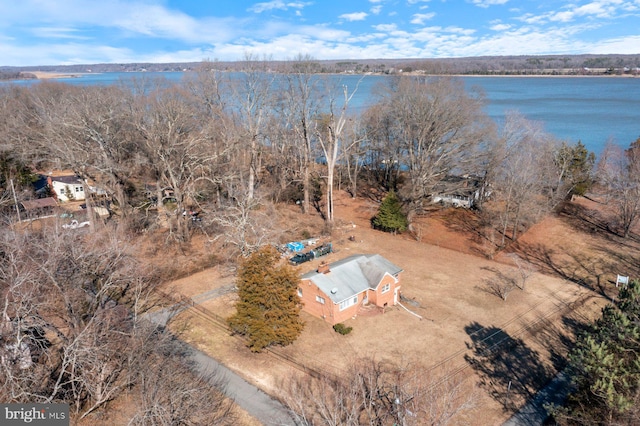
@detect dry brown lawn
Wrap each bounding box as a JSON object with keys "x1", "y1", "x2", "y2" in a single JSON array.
[{"x1": 167, "y1": 192, "x2": 632, "y2": 425}]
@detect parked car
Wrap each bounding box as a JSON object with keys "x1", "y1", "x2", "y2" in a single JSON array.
[
  {"x1": 289, "y1": 252, "x2": 314, "y2": 265},
  {"x1": 62, "y1": 220, "x2": 90, "y2": 229},
  {"x1": 289, "y1": 243, "x2": 333, "y2": 266}
]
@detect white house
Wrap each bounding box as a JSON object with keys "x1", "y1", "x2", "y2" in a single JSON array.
[{"x1": 48, "y1": 175, "x2": 85, "y2": 202}]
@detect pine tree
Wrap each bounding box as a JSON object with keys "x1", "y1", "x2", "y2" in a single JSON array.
[
  {"x1": 227, "y1": 246, "x2": 304, "y2": 352},
  {"x1": 372, "y1": 191, "x2": 408, "y2": 234},
  {"x1": 556, "y1": 141, "x2": 595, "y2": 197},
  {"x1": 553, "y1": 280, "x2": 640, "y2": 424}
]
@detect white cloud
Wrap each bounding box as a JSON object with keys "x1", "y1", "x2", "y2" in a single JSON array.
[
  {"x1": 411, "y1": 13, "x2": 436, "y2": 25},
  {"x1": 0, "y1": 1, "x2": 246, "y2": 44},
  {"x1": 590, "y1": 34, "x2": 640, "y2": 54},
  {"x1": 297, "y1": 25, "x2": 351, "y2": 41},
  {"x1": 248, "y1": 1, "x2": 310, "y2": 13},
  {"x1": 31, "y1": 27, "x2": 88, "y2": 40},
  {"x1": 2, "y1": 0, "x2": 640, "y2": 66},
  {"x1": 548, "y1": 1, "x2": 622, "y2": 22},
  {"x1": 374, "y1": 23, "x2": 398, "y2": 31},
  {"x1": 470, "y1": 0, "x2": 509, "y2": 8},
  {"x1": 518, "y1": 1, "x2": 640, "y2": 25},
  {"x1": 490, "y1": 23, "x2": 511, "y2": 31},
  {"x1": 339, "y1": 12, "x2": 368, "y2": 21}
]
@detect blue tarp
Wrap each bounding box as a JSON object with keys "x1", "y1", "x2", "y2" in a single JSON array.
[{"x1": 286, "y1": 242, "x2": 304, "y2": 252}]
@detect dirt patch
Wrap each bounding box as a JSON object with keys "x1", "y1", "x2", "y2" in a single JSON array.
[{"x1": 166, "y1": 191, "x2": 621, "y2": 424}]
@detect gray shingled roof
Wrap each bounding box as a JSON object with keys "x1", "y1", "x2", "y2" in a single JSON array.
[
  {"x1": 302, "y1": 254, "x2": 403, "y2": 304},
  {"x1": 21, "y1": 197, "x2": 58, "y2": 210},
  {"x1": 51, "y1": 175, "x2": 83, "y2": 184}
]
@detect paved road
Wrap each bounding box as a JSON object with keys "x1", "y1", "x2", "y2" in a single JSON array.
[
  {"x1": 502, "y1": 372, "x2": 571, "y2": 426},
  {"x1": 186, "y1": 345, "x2": 295, "y2": 425},
  {"x1": 146, "y1": 302, "x2": 296, "y2": 425}
]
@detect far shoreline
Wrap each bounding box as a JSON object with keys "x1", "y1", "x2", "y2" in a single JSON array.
[
  {"x1": 27, "y1": 71, "x2": 95, "y2": 79},
  {"x1": 3, "y1": 70, "x2": 637, "y2": 83},
  {"x1": 23, "y1": 70, "x2": 640, "y2": 80}
]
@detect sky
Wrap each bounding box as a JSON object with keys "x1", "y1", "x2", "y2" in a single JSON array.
[{"x1": 1, "y1": 0, "x2": 640, "y2": 67}]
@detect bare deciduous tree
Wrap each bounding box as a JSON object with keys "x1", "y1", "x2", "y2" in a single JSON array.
[
  {"x1": 484, "y1": 113, "x2": 563, "y2": 246},
  {"x1": 129, "y1": 331, "x2": 234, "y2": 426},
  {"x1": 210, "y1": 190, "x2": 278, "y2": 257},
  {"x1": 597, "y1": 139, "x2": 640, "y2": 238},
  {"x1": 229, "y1": 54, "x2": 275, "y2": 202},
  {"x1": 278, "y1": 54, "x2": 325, "y2": 213},
  {"x1": 482, "y1": 271, "x2": 518, "y2": 301},
  {"x1": 364, "y1": 77, "x2": 491, "y2": 213},
  {"x1": 281, "y1": 357, "x2": 477, "y2": 426},
  {"x1": 133, "y1": 85, "x2": 231, "y2": 241},
  {"x1": 314, "y1": 78, "x2": 362, "y2": 223}
]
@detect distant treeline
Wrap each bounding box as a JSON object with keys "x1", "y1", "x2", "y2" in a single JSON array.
[
  {"x1": 2, "y1": 54, "x2": 640, "y2": 76},
  {"x1": 0, "y1": 71, "x2": 36, "y2": 81}
]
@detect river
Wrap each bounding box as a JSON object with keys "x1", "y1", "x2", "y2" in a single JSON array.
[{"x1": 3, "y1": 72, "x2": 639, "y2": 154}]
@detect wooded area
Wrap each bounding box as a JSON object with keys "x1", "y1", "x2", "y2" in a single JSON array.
[
  {"x1": 1, "y1": 57, "x2": 639, "y2": 424},
  {"x1": 2, "y1": 53, "x2": 640, "y2": 76}
]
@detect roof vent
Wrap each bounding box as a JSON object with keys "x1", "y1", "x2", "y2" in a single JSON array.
[{"x1": 331, "y1": 288, "x2": 338, "y2": 294}]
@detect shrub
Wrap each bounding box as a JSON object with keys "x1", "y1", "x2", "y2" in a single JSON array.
[{"x1": 333, "y1": 323, "x2": 353, "y2": 335}]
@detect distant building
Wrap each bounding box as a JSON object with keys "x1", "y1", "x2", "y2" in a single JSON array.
[
  {"x1": 431, "y1": 174, "x2": 490, "y2": 209},
  {"x1": 20, "y1": 197, "x2": 58, "y2": 219},
  {"x1": 47, "y1": 175, "x2": 85, "y2": 202}
]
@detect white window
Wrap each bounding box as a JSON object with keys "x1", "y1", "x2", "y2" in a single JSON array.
[
  {"x1": 75, "y1": 186, "x2": 84, "y2": 192},
  {"x1": 381, "y1": 283, "x2": 390, "y2": 294},
  {"x1": 339, "y1": 295, "x2": 358, "y2": 311},
  {"x1": 316, "y1": 295, "x2": 325, "y2": 304},
  {"x1": 297, "y1": 288, "x2": 303, "y2": 297}
]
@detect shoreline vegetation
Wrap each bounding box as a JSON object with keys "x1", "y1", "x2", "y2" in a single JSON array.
[
  {"x1": 1, "y1": 54, "x2": 640, "y2": 81},
  {"x1": 2, "y1": 68, "x2": 638, "y2": 83}
]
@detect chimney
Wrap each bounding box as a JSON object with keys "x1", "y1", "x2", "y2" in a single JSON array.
[{"x1": 317, "y1": 261, "x2": 330, "y2": 274}]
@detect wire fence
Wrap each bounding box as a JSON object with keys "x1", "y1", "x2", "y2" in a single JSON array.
[{"x1": 156, "y1": 289, "x2": 328, "y2": 381}]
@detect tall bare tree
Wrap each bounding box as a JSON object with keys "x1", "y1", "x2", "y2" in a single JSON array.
[
  {"x1": 597, "y1": 138, "x2": 640, "y2": 238},
  {"x1": 229, "y1": 54, "x2": 275, "y2": 202},
  {"x1": 360, "y1": 102, "x2": 404, "y2": 191},
  {"x1": 133, "y1": 84, "x2": 230, "y2": 241},
  {"x1": 364, "y1": 77, "x2": 492, "y2": 214},
  {"x1": 0, "y1": 226, "x2": 151, "y2": 416},
  {"x1": 314, "y1": 78, "x2": 362, "y2": 223},
  {"x1": 278, "y1": 55, "x2": 324, "y2": 213},
  {"x1": 485, "y1": 113, "x2": 562, "y2": 246}
]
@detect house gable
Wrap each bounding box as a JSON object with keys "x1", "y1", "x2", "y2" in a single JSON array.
[{"x1": 48, "y1": 175, "x2": 85, "y2": 202}]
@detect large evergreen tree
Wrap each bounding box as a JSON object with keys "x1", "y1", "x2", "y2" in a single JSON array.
[
  {"x1": 227, "y1": 246, "x2": 304, "y2": 352},
  {"x1": 555, "y1": 140, "x2": 595, "y2": 197},
  {"x1": 554, "y1": 280, "x2": 640, "y2": 424},
  {"x1": 372, "y1": 191, "x2": 408, "y2": 234}
]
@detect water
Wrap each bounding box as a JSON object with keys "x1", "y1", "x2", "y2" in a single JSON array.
[
  {"x1": 462, "y1": 76, "x2": 640, "y2": 154},
  {"x1": 3, "y1": 72, "x2": 639, "y2": 155}
]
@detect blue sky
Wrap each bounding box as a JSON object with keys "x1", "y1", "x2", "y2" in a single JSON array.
[{"x1": 1, "y1": 0, "x2": 639, "y2": 66}]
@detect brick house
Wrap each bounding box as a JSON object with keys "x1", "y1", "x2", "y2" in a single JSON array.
[{"x1": 298, "y1": 254, "x2": 403, "y2": 325}]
